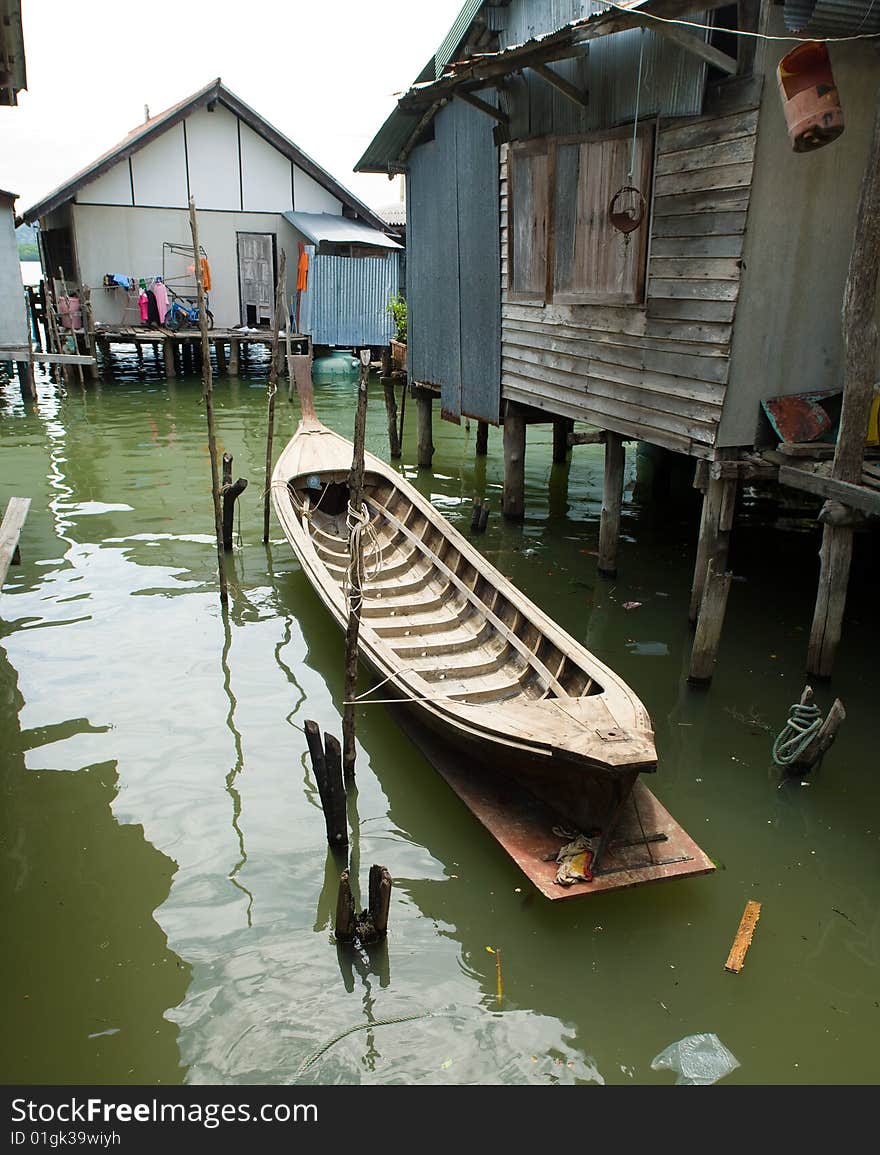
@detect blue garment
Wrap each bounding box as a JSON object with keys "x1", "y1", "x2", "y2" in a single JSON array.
[{"x1": 112, "y1": 273, "x2": 133, "y2": 289}]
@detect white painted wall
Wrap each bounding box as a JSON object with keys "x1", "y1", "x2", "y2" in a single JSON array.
[
  {"x1": 0, "y1": 199, "x2": 28, "y2": 347},
  {"x1": 186, "y1": 104, "x2": 241, "y2": 211},
  {"x1": 293, "y1": 167, "x2": 342, "y2": 214},
  {"x1": 241, "y1": 122, "x2": 292, "y2": 213},
  {"x1": 76, "y1": 161, "x2": 133, "y2": 207},
  {"x1": 132, "y1": 122, "x2": 188, "y2": 208},
  {"x1": 72, "y1": 203, "x2": 301, "y2": 328}
]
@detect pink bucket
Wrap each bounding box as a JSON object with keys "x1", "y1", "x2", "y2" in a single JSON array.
[{"x1": 59, "y1": 295, "x2": 83, "y2": 330}]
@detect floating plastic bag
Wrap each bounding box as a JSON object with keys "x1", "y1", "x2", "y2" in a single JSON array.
[{"x1": 650, "y1": 1033, "x2": 739, "y2": 1085}]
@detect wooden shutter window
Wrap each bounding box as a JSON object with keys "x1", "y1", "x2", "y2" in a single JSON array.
[
  {"x1": 509, "y1": 143, "x2": 550, "y2": 303},
  {"x1": 553, "y1": 124, "x2": 653, "y2": 306}
]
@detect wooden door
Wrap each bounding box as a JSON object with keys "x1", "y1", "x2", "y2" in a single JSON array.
[{"x1": 237, "y1": 232, "x2": 275, "y2": 327}]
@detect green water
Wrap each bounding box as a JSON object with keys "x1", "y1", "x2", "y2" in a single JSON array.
[{"x1": 2, "y1": 355, "x2": 878, "y2": 1086}]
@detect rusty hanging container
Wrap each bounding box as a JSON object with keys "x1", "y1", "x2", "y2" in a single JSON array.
[{"x1": 777, "y1": 41, "x2": 844, "y2": 153}]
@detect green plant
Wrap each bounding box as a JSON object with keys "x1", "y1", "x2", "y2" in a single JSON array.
[{"x1": 387, "y1": 294, "x2": 407, "y2": 343}]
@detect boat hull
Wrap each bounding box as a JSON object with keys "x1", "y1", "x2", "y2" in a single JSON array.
[{"x1": 271, "y1": 420, "x2": 657, "y2": 853}]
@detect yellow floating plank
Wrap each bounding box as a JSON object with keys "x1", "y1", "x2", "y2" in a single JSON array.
[{"x1": 724, "y1": 899, "x2": 762, "y2": 973}]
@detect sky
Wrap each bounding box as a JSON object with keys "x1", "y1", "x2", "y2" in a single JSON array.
[{"x1": 1, "y1": 0, "x2": 467, "y2": 214}]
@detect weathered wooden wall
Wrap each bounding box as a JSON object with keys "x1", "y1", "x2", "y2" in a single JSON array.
[{"x1": 501, "y1": 105, "x2": 760, "y2": 456}]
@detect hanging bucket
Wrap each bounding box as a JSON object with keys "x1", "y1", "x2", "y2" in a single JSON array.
[{"x1": 777, "y1": 41, "x2": 843, "y2": 153}]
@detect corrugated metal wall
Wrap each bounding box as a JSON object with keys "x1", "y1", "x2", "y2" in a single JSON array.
[
  {"x1": 408, "y1": 98, "x2": 501, "y2": 423},
  {"x1": 299, "y1": 250, "x2": 399, "y2": 347},
  {"x1": 496, "y1": 1, "x2": 707, "y2": 138}
]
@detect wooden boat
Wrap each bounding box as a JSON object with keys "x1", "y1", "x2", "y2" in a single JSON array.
[{"x1": 272, "y1": 386, "x2": 660, "y2": 873}]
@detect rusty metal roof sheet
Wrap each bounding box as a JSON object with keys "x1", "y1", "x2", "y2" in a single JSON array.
[{"x1": 783, "y1": 0, "x2": 880, "y2": 35}]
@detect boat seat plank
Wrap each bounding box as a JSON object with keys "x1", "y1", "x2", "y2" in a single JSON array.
[{"x1": 364, "y1": 496, "x2": 570, "y2": 699}]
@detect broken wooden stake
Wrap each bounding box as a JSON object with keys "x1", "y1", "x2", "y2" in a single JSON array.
[
  {"x1": 783, "y1": 686, "x2": 846, "y2": 774},
  {"x1": 334, "y1": 864, "x2": 393, "y2": 946},
  {"x1": 304, "y1": 720, "x2": 348, "y2": 847},
  {"x1": 688, "y1": 559, "x2": 733, "y2": 683},
  {"x1": 724, "y1": 899, "x2": 762, "y2": 973},
  {"x1": 335, "y1": 869, "x2": 356, "y2": 943},
  {"x1": 221, "y1": 453, "x2": 248, "y2": 551}
]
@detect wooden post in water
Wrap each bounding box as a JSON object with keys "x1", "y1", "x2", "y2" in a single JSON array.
[
  {"x1": 163, "y1": 338, "x2": 176, "y2": 379},
  {"x1": 598, "y1": 432, "x2": 625, "y2": 577},
  {"x1": 414, "y1": 387, "x2": 434, "y2": 468},
  {"x1": 304, "y1": 720, "x2": 348, "y2": 846},
  {"x1": 221, "y1": 452, "x2": 248, "y2": 551},
  {"x1": 81, "y1": 287, "x2": 100, "y2": 382},
  {"x1": 689, "y1": 474, "x2": 737, "y2": 622},
  {"x1": 552, "y1": 417, "x2": 573, "y2": 464},
  {"x1": 189, "y1": 197, "x2": 228, "y2": 606},
  {"x1": 215, "y1": 340, "x2": 227, "y2": 376},
  {"x1": 334, "y1": 870, "x2": 356, "y2": 943},
  {"x1": 688, "y1": 559, "x2": 733, "y2": 683},
  {"x1": 476, "y1": 420, "x2": 489, "y2": 457},
  {"x1": 502, "y1": 408, "x2": 526, "y2": 520},
  {"x1": 807, "y1": 92, "x2": 880, "y2": 677},
  {"x1": 342, "y1": 349, "x2": 371, "y2": 785},
  {"x1": 263, "y1": 249, "x2": 287, "y2": 544},
  {"x1": 381, "y1": 376, "x2": 401, "y2": 458},
  {"x1": 229, "y1": 338, "x2": 240, "y2": 376}
]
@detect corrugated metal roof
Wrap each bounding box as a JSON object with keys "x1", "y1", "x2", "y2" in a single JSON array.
[
  {"x1": 783, "y1": 0, "x2": 880, "y2": 34},
  {"x1": 436, "y1": 0, "x2": 486, "y2": 77},
  {"x1": 283, "y1": 211, "x2": 401, "y2": 249},
  {"x1": 356, "y1": 0, "x2": 687, "y2": 172}
]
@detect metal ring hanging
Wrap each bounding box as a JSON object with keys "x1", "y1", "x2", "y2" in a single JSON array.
[{"x1": 608, "y1": 185, "x2": 647, "y2": 234}]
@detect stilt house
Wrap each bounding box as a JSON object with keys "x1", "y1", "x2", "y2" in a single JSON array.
[
  {"x1": 358, "y1": 0, "x2": 880, "y2": 677},
  {"x1": 21, "y1": 79, "x2": 402, "y2": 347}
]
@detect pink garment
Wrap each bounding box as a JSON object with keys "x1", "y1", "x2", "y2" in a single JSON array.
[
  {"x1": 138, "y1": 291, "x2": 149, "y2": 323},
  {"x1": 151, "y1": 280, "x2": 169, "y2": 323}
]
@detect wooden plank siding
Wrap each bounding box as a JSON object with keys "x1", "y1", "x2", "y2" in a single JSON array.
[{"x1": 500, "y1": 108, "x2": 760, "y2": 456}]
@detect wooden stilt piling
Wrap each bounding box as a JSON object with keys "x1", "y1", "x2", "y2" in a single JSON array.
[
  {"x1": 229, "y1": 338, "x2": 240, "y2": 376},
  {"x1": 263, "y1": 250, "x2": 287, "y2": 544},
  {"x1": 689, "y1": 475, "x2": 737, "y2": 623},
  {"x1": 552, "y1": 417, "x2": 573, "y2": 464},
  {"x1": 502, "y1": 409, "x2": 526, "y2": 520},
  {"x1": 163, "y1": 338, "x2": 175, "y2": 379},
  {"x1": 598, "y1": 432, "x2": 625, "y2": 577},
  {"x1": 189, "y1": 197, "x2": 228, "y2": 605},
  {"x1": 415, "y1": 387, "x2": 433, "y2": 469},
  {"x1": 807, "y1": 92, "x2": 880, "y2": 677},
  {"x1": 688, "y1": 559, "x2": 733, "y2": 683},
  {"x1": 81, "y1": 287, "x2": 100, "y2": 381},
  {"x1": 381, "y1": 377, "x2": 401, "y2": 458},
  {"x1": 342, "y1": 350, "x2": 371, "y2": 784},
  {"x1": 476, "y1": 420, "x2": 489, "y2": 457},
  {"x1": 215, "y1": 340, "x2": 227, "y2": 376}
]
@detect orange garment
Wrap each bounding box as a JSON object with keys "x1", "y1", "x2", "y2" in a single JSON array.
[
  {"x1": 296, "y1": 245, "x2": 309, "y2": 292},
  {"x1": 201, "y1": 257, "x2": 212, "y2": 292}
]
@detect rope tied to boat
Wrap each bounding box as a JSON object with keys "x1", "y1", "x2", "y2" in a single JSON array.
[
  {"x1": 772, "y1": 701, "x2": 823, "y2": 767},
  {"x1": 342, "y1": 499, "x2": 383, "y2": 612}
]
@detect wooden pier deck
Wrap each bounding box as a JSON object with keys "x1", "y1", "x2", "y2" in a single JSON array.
[{"x1": 92, "y1": 325, "x2": 310, "y2": 378}]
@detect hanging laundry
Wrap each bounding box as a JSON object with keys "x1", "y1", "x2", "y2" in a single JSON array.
[
  {"x1": 296, "y1": 244, "x2": 309, "y2": 292},
  {"x1": 200, "y1": 257, "x2": 212, "y2": 292},
  {"x1": 139, "y1": 290, "x2": 149, "y2": 323},
  {"x1": 151, "y1": 278, "x2": 169, "y2": 323},
  {"x1": 112, "y1": 273, "x2": 134, "y2": 289},
  {"x1": 146, "y1": 289, "x2": 161, "y2": 324}
]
